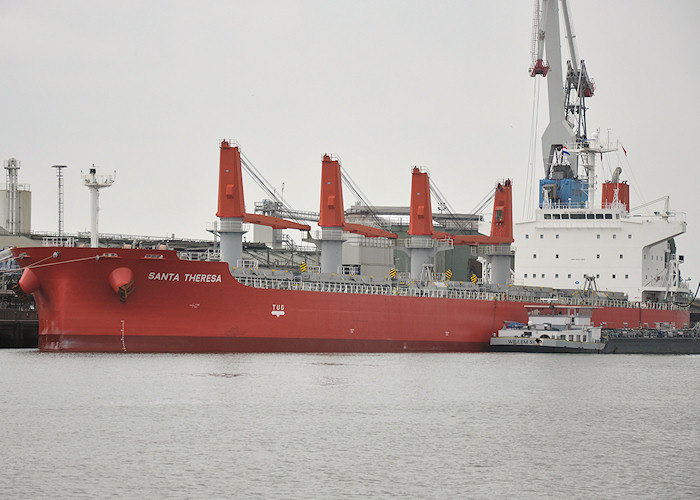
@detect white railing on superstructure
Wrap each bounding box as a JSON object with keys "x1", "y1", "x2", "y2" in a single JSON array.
[
  {"x1": 42, "y1": 236, "x2": 76, "y2": 247},
  {"x1": 470, "y1": 244, "x2": 514, "y2": 256},
  {"x1": 400, "y1": 237, "x2": 454, "y2": 249},
  {"x1": 178, "y1": 248, "x2": 221, "y2": 261},
  {"x1": 236, "y1": 259, "x2": 259, "y2": 269},
  {"x1": 540, "y1": 200, "x2": 590, "y2": 210}
]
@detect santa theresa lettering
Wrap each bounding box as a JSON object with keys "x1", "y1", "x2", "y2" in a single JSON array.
[
  {"x1": 148, "y1": 272, "x2": 180, "y2": 281},
  {"x1": 184, "y1": 273, "x2": 222, "y2": 283},
  {"x1": 148, "y1": 272, "x2": 222, "y2": 283}
]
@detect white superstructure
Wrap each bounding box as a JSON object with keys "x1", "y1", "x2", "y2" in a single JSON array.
[
  {"x1": 515, "y1": 202, "x2": 687, "y2": 302},
  {"x1": 518, "y1": 0, "x2": 689, "y2": 304}
]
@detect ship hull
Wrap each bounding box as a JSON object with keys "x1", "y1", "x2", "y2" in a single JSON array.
[
  {"x1": 12, "y1": 247, "x2": 690, "y2": 353},
  {"x1": 38, "y1": 333, "x2": 485, "y2": 353}
]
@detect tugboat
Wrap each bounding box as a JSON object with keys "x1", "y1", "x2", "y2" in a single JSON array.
[{"x1": 490, "y1": 304, "x2": 605, "y2": 353}]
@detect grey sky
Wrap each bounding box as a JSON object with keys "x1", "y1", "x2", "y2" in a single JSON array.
[{"x1": 2, "y1": 1, "x2": 699, "y2": 287}]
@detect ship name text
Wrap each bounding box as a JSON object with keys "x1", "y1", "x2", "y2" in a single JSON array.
[{"x1": 148, "y1": 272, "x2": 222, "y2": 283}]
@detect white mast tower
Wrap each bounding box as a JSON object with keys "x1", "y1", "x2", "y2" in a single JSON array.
[{"x1": 82, "y1": 166, "x2": 115, "y2": 247}]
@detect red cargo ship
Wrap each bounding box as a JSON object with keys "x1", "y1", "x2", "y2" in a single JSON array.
[
  {"x1": 10, "y1": 142, "x2": 688, "y2": 353},
  {"x1": 10, "y1": 244, "x2": 689, "y2": 353},
  {"x1": 10, "y1": 1, "x2": 691, "y2": 352},
  {"x1": 11, "y1": 244, "x2": 688, "y2": 353}
]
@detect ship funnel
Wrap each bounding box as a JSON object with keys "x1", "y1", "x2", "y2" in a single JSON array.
[{"x1": 602, "y1": 181, "x2": 629, "y2": 212}]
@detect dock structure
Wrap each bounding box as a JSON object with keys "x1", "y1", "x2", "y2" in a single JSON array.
[{"x1": 0, "y1": 308, "x2": 38, "y2": 348}]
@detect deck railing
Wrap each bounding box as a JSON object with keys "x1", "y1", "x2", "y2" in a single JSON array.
[{"x1": 233, "y1": 275, "x2": 685, "y2": 311}]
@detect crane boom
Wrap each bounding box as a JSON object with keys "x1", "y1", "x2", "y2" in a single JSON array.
[
  {"x1": 529, "y1": 0, "x2": 601, "y2": 209},
  {"x1": 536, "y1": 0, "x2": 576, "y2": 180},
  {"x1": 239, "y1": 151, "x2": 304, "y2": 224},
  {"x1": 530, "y1": 0, "x2": 549, "y2": 76},
  {"x1": 559, "y1": 0, "x2": 579, "y2": 73}
]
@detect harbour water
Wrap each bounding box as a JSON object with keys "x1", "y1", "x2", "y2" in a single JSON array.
[{"x1": 2, "y1": 350, "x2": 699, "y2": 499}]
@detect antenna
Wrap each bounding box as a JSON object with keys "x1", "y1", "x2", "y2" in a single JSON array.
[{"x1": 52, "y1": 165, "x2": 68, "y2": 237}]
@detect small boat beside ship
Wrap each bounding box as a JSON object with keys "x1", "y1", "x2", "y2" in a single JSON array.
[
  {"x1": 490, "y1": 305, "x2": 605, "y2": 353},
  {"x1": 490, "y1": 305, "x2": 700, "y2": 354}
]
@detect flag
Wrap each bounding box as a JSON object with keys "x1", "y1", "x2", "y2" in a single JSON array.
[
  {"x1": 621, "y1": 144, "x2": 627, "y2": 156},
  {"x1": 562, "y1": 146, "x2": 571, "y2": 156}
]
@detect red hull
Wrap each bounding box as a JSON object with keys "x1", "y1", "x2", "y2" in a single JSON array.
[
  {"x1": 37, "y1": 334, "x2": 486, "y2": 353},
  {"x1": 12, "y1": 247, "x2": 690, "y2": 353}
]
